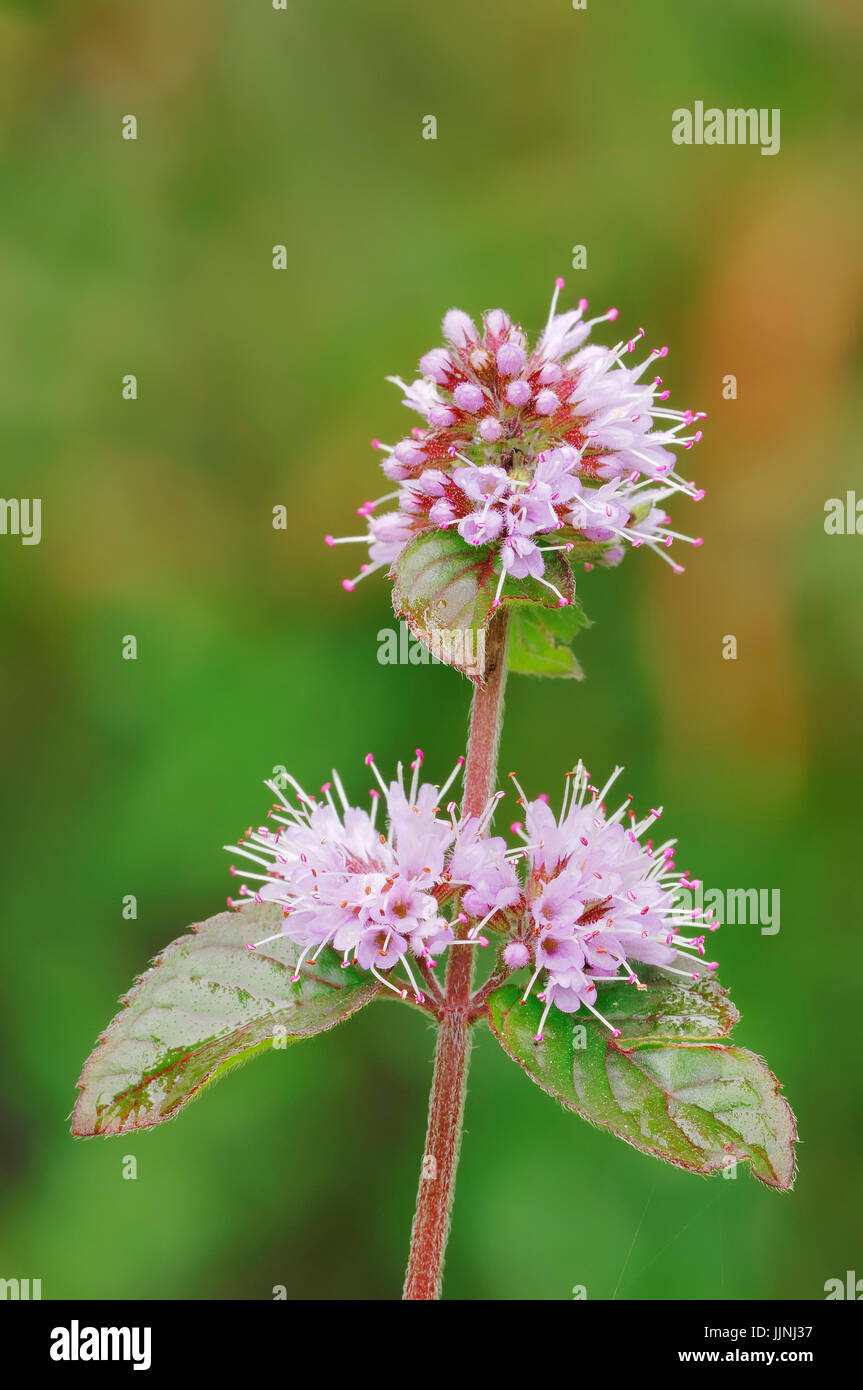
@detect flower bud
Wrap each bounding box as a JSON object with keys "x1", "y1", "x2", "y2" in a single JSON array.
[
  {"x1": 453, "y1": 382, "x2": 485, "y2": 414},
  {"x1": 503, "y1": 941, "x2": 531, "y2": 969},
  {"x1": 484, "y1": 309, "x2": 511, "y2": 338},
  {"x1": 419, "y1": 348, "x2": 453, "y2": 384},
  {"x1": 442, "y1": 309, "x2": 478, "y2": 349},
  {"x1": 535, "y1": 389, "x2": 561, "y2": 416},
  {"x1": 505, "y1": 379, "x2": 531, "y2": 407},
  {"x1": 393, "y1": 439, "x2": 427, "y2": 467},
  {"x1": 478, "y1": 417, "x2": 504, "y2": 442},
  {"x1": 427, "y1": 405, "x2": 458, "y2": 428},
  {"x1": 496, "y1": 342, "x2": 526, "y2": 377}
]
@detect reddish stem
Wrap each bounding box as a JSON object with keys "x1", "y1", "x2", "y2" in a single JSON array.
[
  {"x1": 403, "y1": 610, "x2": 510, "y2": 1300},
  {"x1": 460, "y1": 610, "x2": 511, "y2": 822}
]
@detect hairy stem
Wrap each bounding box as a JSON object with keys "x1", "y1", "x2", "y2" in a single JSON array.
[{"x1": 403, "y1": 610, "x2": 510, "y2": 1300}]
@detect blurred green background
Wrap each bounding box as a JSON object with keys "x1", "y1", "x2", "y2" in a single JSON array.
[{"x1": 1, "y1": 0, "x2": 861, "y2": 1300}]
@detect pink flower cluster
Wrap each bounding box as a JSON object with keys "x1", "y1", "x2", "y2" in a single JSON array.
[
  {"x1": 328, "y1": 282, "x2": 705, "y2": 607},
  {"x1": 226, "y1": 752, "x2": 520, "y2": 1002},
  {"x1": 504, "y1": 762, "x2": 718, "y2": 1039},
  {"x1": 227, "y1": 754, "x2": 717, "y2": 1035}
]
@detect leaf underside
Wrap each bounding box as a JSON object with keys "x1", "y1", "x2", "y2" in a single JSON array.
[
  {"x1": 72, "y1": 905, "x2": 380, "y2": 1136},
  {"x1": 392, "y1": 529, "x2": 580, "y2": 683},
  {"x1": 487, "y1": 975, "x2": 797, "y2": 1189}
]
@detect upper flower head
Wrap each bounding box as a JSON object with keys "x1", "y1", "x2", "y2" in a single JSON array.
[
  {"x1": 328, "y1": 280, "x2": 705, "y2": 605},
  {"x1": 225, "y1": 751, "x2": 519, "y2": 1001}
]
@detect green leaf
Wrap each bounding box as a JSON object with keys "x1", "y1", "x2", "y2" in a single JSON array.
[
  {"x1": 508, "y1": 598, "x2": 590, "y2": 678},
  {"x1": 487, "y1": 976, "x2": 797, "y2": 1189},
  {"x1": 72, "y1": 905, "x2": 380, "y2": 1136},
  {"x1": 392, "y1": 529, "x2": 575, "y2": 683}
]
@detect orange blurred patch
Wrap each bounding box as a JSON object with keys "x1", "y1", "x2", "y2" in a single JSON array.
[{"x1": 646, "y1": 165, "x2": 862, "y2": 810}]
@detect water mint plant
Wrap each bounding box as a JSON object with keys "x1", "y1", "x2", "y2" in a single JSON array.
[{"x1": 72, "y1": 283, "x2": 796, "y2": 1301}]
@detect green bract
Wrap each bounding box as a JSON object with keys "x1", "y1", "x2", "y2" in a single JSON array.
[{"x1": 392, "y1": 528, "x2": 594, "y2": 682}]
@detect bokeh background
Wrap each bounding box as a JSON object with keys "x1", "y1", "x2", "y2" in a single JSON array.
[{"x1": 1, "y1": 0, "x2": 861, "y2": 1300}]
